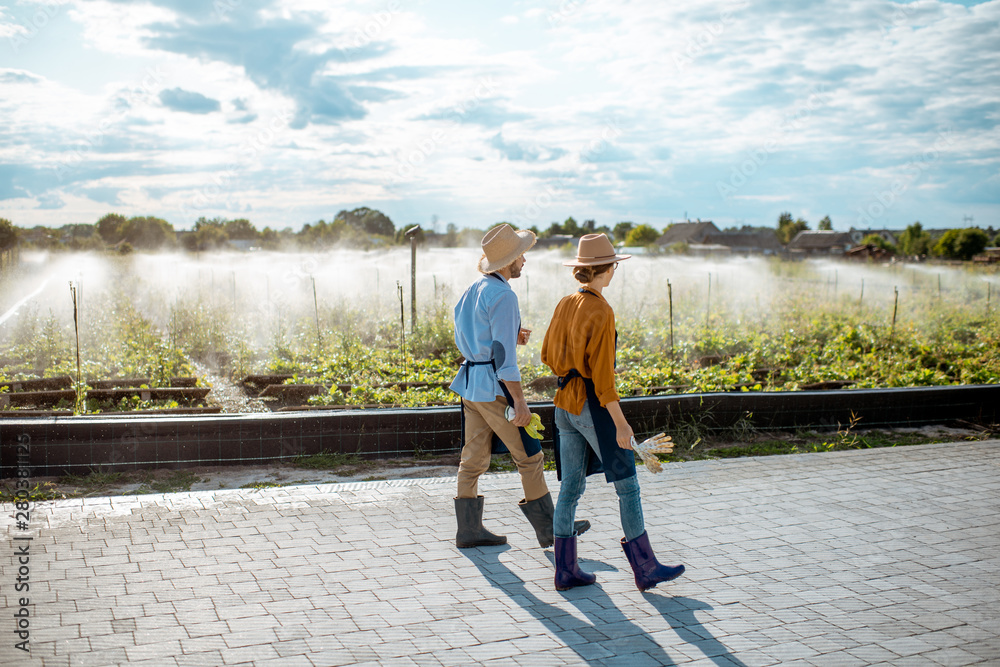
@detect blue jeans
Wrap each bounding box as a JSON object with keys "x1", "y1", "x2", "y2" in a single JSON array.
[{"x1": 553, "y1": 403, "x2": 645, "y2": 541}]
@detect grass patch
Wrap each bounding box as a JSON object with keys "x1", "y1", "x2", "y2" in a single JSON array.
[
  {"x1": 0, "y1": 481, "x2": 66, "y2": 502},
  {"x1": 134, "y1": 470, "x2": 204, "y2": 494},
  {"x1": 292, "y1": 450, "x2": 363, "y2": 470},
  {"x1": 488, "y1": 455, "x2": 516, "y2": 473}
]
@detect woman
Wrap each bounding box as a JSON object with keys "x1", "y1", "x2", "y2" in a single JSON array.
[{"x1": 541, "y1": 233, "x2": 685, "y2": 591}]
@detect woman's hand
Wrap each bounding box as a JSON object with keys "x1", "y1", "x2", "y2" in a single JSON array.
[
  {"x1": 606, "y1": 400, "x2": 634, "y2": 449},
  {"x1": 616, "y1": 422, "x2": 635, "y2": 450},
  {"x1": 517, "y1": 327, "x2": 531, "y2": 345}
]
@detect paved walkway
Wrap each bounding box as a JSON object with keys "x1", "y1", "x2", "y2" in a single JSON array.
[{"x1": 4, "y1": 441, "x2": 999, "y2": 666}]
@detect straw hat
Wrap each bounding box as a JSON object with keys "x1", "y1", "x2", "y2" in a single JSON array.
[
  {"x1": 479, "y1": 224, "x2": 537, "y2": 273},
  {"x1": 563, "y1": 233, "x2": 632, "y2": 267}
]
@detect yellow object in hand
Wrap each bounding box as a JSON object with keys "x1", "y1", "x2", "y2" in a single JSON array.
[
  {"x1": 524, "y1": 412, "x2": 545, "y2": 440},
  {"x1": 505, "y1": 407, "x2": 545, "y2": 440}
]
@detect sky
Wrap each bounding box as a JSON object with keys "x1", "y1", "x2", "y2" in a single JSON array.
[{"x1": 0, "y1": 0, "x2": 998, "y2": 234}]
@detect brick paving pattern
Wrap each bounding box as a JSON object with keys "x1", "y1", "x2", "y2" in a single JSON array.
[{"x1": 3, "y1": 440, "x2": 998, "y2": 666}]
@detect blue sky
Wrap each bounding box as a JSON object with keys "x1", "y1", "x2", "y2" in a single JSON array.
[{"x1": 1, "y1": 0, "x2": 997, "y2": 233}]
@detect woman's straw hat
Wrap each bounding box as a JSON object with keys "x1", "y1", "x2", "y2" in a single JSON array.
[
  {"x1": 563, "y1": 233, "x2": 632, "y2": 267},
  {"x1": 479, "y1": 224, "x2": 537, "y2": 273}
]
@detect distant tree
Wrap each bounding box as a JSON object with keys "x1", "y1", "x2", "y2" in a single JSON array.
[
  {"x1": 96, "y1": 213, "x2": 128, "y2": 244},
  {"x1": 259, "y1": 227, "x2": 281, "y2": 250},
  {"x1": 334, "y1": 207, "x2": 395, "y2": 237},
  {"x1": 898, "y1": 221, "x2": 932, "y2": 256},
  {"x1": 625, "y1": 224, "x2": 660, "y2": 247},
  {"x1": 776, "y1": 212, "x2": 809, "y2": 245},
  {"x1": 665, "y1": 241, "x2": 689, "y2": 254},
  {"x1": 933, "y1": 228, "x2": 989, "y2": 261},
  {"x1": 582, "y1": 219, "x2": 596, "y2": 233},
  {"x1": 61, "y1": 224, "x2": 103, "y2": 251},
  {"x1": 444, "y1": 222, "x2": 459, "y2": 248},
  {"x1": 860, "y1": 233, "x2": 897, "y2": 253},
  {"x1": 122, "y1": 216, "x2": 175, "y2": 250},
  {"x1": 817, "y1": 216, "x2": 833, "y2": 231},
  {"x1": 612, "y1": 221, "x2": 635, "y2": 243},
  {"x1": 994, "y1": 231, "x2": 1000, "y2": 247},
  {"x1": 224, "y1": 218, "x2": 259, "y2": 241},
  {"x1": 0, "y1": 217, "x2": 18, "y2": 249}
]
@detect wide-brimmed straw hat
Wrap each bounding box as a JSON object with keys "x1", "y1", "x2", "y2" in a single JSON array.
[
  {"x1": 479, "y1": 224, "x2": 536, "y2": 273},
  {"x1": 563, "y1": 233, "x2": 631, "y2": 267}
]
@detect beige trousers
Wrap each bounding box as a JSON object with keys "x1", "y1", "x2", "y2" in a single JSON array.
[{"x1": 457, "y1": 396, "x2": 549, "y2": 501}]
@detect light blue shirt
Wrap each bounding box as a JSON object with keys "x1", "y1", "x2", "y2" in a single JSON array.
[{"x1": 450, "y1": 273, "x2": 521, "y2": 402}]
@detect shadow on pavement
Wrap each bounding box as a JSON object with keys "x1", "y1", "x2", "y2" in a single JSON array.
[
  {"x1": 644, "y1": 594, "x2": 748, "y2": 667},
  {"x1": 462, "y1": 545, "x2": 678, "y2": 665}
]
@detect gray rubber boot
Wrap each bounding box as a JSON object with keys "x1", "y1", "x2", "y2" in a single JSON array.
[
  {"x1": 455, "y1": 496, "x2": 507, "y2": 548},
  {"x1": 519, "y1": 492, "x2": 591, "y2": 547}
]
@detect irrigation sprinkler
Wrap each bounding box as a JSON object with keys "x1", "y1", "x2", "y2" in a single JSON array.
[
  {"x1": 938, "y1": 274, "x2": 942, "y2": 299},
  {"x1": 706, "y1": 272, "x2": 711, "y2": 328},
  {"x1": 231, "y1": 271, "x2": 236, "y2": 310},
  {"x1": 667, "y1": 279, "x2": 674, "y2": 358},
  {"x1": 69, "y1": 282, "x2": 84, "y2": 414},
  {"x1": 397, "y1": 280, "x2": 406, "y2": 373},
  {"x1": 311, "y1": 276, "x2": 322, "y2": 349},
  {"x1": 891, "y1": 286, "x2": 899, "y2": 340},
  {"x1": 859, "y1": 278, "x2": 864, "y2": 309},
  {"x1": 405, "y1": 225, "x2": 421, "y2": 332}
]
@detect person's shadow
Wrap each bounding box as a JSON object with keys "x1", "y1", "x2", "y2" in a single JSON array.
[
  {"x1": 644, "y1": 594, "x2": 749, "y2": 667},
  {"x1": 461, "y1": 546, "x2": 746, "y2": 666}
]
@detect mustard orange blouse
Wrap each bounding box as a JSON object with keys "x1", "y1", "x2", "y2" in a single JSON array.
[{"x1": 541, "y1": 289, "x2": 619, "y2": 414}]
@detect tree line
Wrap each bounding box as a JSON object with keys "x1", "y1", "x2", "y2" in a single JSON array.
[{"x1": 0, "y1": 210, "x2": 996, "y2": 260}]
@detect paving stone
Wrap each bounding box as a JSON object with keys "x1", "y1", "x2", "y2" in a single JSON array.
[{"x1": 3, "y1": 440, "x2": 998, "y2": 667}]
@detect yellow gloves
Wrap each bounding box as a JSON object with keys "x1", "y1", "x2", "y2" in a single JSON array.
[
  {"x1": 632, "y1": 433, "x2": 674, "y2": 473},
  {"x1": 505, "y1": 407, "x2": 545, "y2": 440},
  {"x1": 524, "y1": 412, "x2": 544, "y2": 440}
]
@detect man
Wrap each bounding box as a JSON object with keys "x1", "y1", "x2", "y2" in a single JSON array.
[{"x1": 450, "y1": 224, "x2": 589, "y2": 548}]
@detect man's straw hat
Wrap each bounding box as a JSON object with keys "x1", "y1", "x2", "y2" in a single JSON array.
[
  {"x1": 563, "y1": 233, "x2": 632, "y2": 267},
  {"x1": 479, "y1": 224, "x2": 536, "y2": 273}
]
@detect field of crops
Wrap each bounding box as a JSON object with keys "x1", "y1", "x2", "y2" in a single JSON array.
[{"x1": 1, "y1": 248, "x2": 998, "y2": 414}]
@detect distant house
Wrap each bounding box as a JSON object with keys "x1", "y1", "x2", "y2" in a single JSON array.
[
  {"x1": 703, "y1": 229, "x2": 783, "y2": 255},
  {"x1": 848, "y1": 228, "x2": 900, "y2": 246},
  {"x1": 534, "y1": 234, "x2": 577, "y2": 249},
  {"x1": 787, "y1": 230, "x2": 855, "y2": 255},
  {"x1": 655, "y1": 220, "x2": 721, "y2": 247},
  {"x1": 844, "y1": 244, "x2": 895, "y2": 262}
]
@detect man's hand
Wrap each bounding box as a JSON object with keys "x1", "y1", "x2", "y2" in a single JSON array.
[
  {"x1": 517, "y1": 327, "x2": 531, "y2": 345},
  {"x1": 510, "y1": 399, "x2": 531, "y2": 427}
]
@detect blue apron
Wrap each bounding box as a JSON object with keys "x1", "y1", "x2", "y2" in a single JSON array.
[
  {"x1": 552, "y1": 288, "x2": 636, "y2": 483},
  {"x1": 457, "y1": 335, "x2": 542, "y2": 458}
]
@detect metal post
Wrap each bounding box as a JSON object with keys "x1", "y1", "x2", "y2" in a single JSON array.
[{"x1": 405, "y1": 226, "x2": 421, "y2": 332}]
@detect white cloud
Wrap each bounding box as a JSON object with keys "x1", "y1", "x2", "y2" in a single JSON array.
[{"x1": 0, "y1": 0, "x2": 997, "y2": 231}]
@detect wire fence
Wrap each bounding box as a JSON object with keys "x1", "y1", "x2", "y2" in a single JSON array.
[{"x1": 3, "y1": 385, "x2": 997, "y2": 478}]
